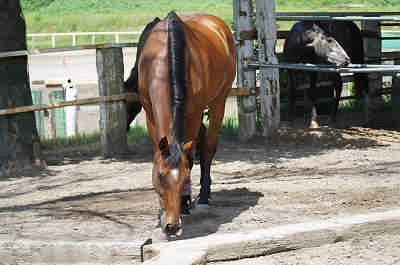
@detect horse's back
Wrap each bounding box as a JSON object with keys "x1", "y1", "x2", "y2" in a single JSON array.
[
  {"x1": 181, "y1": 12, "x2": 236, "y2": 99},
  {"x1": 138, "y1": 12, "x2": 235, "y2": 110}
]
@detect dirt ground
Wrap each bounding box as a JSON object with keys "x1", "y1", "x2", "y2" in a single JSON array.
[{"x1": 1, "y1": 107, "x2": 400, "y2": 262}]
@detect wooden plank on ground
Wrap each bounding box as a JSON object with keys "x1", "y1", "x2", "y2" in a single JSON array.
[
  {"x1": 142, "y1": 208, "x2": 400, "y2": 264},
  {"x1": 0, "y1": 236, "x2": 151, "y2": 264}
]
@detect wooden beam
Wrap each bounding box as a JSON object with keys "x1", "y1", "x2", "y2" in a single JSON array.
[
  {"x1": 143, "y1": 209, "x2": 400, "y2": 263},
  {"x1": 0, "y1": 42, "x2": 138, "y2": 58}
]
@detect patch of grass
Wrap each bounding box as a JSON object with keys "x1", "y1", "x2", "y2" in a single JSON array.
[
  {"x1": 202, "y1": 114, "x2": 239, "y2": 136},
  {"x1": 339, "y1": 99, "x2": 366, "y2": 114},
  {"x1": 219, "y1": 114, "x2": 239, "y2": 135},
  {"x1": 20, "y1": 0, "x2": 399, "y2": 35},
  {"x1": 127, "y1": 124, "x2": 151, "y2": 145},
  {"x1": 40, "y1": 115, "x2": 238, "y2": 157},
  {"x1": 40, "y1": 125, "x2": 150, "y2": 157},
  {"x1": 40, "y1": 131, "x2": 102, "y2": 156},
  {"x1": 339, "y1": 95, "x2": 400, "y2": 114}
]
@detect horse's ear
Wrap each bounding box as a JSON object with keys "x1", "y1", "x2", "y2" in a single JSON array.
[
  {"x1": 183, "y1": 140, "x2": 196, "y2": 151},
  {"x1": 159, "y1": 137, "x2": 170, "y2": 156},
  {"x1": 313, "y1": 23, "x2": 324, "y2": 35}
]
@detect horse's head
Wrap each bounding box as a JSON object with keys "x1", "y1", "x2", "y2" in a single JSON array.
[
  {"x1": 307, "y1": 23, "x2": 350, "y2": 67},
  {"x1": 153, "y1": 136, "x2": 191, "y2": 236}
]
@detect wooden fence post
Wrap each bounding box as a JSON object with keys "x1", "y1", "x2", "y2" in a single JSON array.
[
  {"x1": 233, "y1": 0, "x2": 258, "y2": 141},
  {"x1": 362, "y1": 19, "x2": 383, "y2": 117},
  {"x1": 255, "y1": 0, "x2": 280, "y2": 138},
  {"x1": 96, "y1": 47, "x2": 127, "y2": 157}
]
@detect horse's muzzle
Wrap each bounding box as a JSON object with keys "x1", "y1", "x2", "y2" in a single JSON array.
[
  {"x1": 328, "y1": 52, "x2": 350, "y2": 67},
  {"x1": 163, "y1": 221, "x2": 181, "y2": 236}
]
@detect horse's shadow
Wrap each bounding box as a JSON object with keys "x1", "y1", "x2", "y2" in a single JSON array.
[{"x1": 168, "y1": 188, "x2": 263, "y2": 240}]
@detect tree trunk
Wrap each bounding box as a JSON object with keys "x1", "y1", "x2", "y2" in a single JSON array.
[{"x1": 0, "y1": 0, "x2": 45, "y2": 177}]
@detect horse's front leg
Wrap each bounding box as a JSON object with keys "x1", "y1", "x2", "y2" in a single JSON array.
[
  {"x1": 180, "y1": 153, "x2": 193, "y2": 216},
  {"x1": 196, "y1": 90, "x2": 229, "y2": 207},
  {"x1": 308, "y1": 72, "x2": 318, "y2": 128},
  {"x1": 327, "y1": 74, "x2": 343, "y2": 125}
]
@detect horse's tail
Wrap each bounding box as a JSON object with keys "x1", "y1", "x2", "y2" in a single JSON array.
[{"x1": 167, "y1": 11, "x2": 187, "y2": 166}]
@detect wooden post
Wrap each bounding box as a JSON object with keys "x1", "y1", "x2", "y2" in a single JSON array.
[
  {"x1": 392, "y1": 58, "x2": 400, "y2": 100},
  {"x1": 233, "y1": 0, "x2": 258, "y2": 142},
  {"x1": 362, "y1": 19, "x2": 383, "y2": 117},
  {"x1": 96, "y1": 47, "x2": 127, "y2": 157},
  {"x1": 255, "y1": 0, "x2": 280, "y2": 138}
]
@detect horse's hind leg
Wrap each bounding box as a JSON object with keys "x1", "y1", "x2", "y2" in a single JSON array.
[
  {"x1": 197, "y1": 89, "x2": 230, "y2": 206},
  {"x1": 287, "y1": 70, "x2": 299, "y2": 126},
  {"x1": 355, "y1": 73, "x2": 372, "y2": 123},
  {"x1": 308, "y1": 72, "x2": 319, "y2": 128},
  {"x1": 196, "y1": 121, "x2": 208, "y2": 204},
  {"x1": 327, "y1": 74, "x2": 343, "y2": 125}
]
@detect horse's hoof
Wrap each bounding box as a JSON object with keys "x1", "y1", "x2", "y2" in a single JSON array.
[
  {"x1": 285, "y1": 120, "x2": 294, "y2": 127},
  {"x1": 180, "y1": 203, "x2": 191, "y2": 216},
  {"x1": 191, "y1": 203, "x2": 212, "y2": 215},
  {"x1": 180, "y1": 195, "x2": 191, "y2": 216},
  {"x1": 326, "y1": 117, "x2": 338, "y2": 128},
  {"x1": 309, "y1": 121, "x2": 319, "y2": 129},
  {"x1": 364, "y1": 116, "x2": 373, "y2": 125}
]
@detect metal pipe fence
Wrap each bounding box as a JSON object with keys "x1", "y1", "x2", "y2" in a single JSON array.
[{"x1": 248, "y1": 62, "x2": 400, "y2": 74}]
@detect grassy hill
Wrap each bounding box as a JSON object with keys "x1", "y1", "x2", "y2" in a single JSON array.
[{"x1": 20, "y1": 0, "x2": 399, "y2": 33}]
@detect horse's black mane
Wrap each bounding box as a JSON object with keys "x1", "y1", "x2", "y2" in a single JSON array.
[{"x1": 167, "y1": 11, "x2": 187, "y2": 166}]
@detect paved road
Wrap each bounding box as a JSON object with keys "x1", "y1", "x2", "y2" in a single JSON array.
[{"x1": 28, "y1": 47, "x2": 137, "y2": 83}]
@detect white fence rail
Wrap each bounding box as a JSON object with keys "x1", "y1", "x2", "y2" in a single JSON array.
[{"x1": 27, "y1": 31, "x2": 142, "y2": 49}]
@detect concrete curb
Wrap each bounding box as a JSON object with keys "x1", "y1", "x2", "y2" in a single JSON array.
[
  {"x1": 0, "y1": 235, "x2": 151, "y2": 264},
  {"x1": 142, "y1": 208, "x2": 400, "y2": 264}
]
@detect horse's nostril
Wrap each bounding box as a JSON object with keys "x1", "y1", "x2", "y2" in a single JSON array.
[
  {"x1": 165, "y1": 223, "x2": 172, "y2": 233},
  {"x1": 164, "y1": 223, "x2": 180, "y2": 236}
]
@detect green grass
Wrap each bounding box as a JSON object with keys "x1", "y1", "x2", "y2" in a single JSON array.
[
  {"x1": 41, "y1": 125, "x2": 150, "y2": 156},
  {"x1": 21, "y1": 0, "x2": 234, "y2": 33},
  {"x1": 20, "y1": 0, "x2": 400, "y2": 34}
]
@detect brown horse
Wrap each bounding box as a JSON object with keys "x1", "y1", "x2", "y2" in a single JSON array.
[
  {"x1": 125, "y1": 17, "x2": 160, "y2": 131},
  {"x1": 138, "y1": 11, "x2": 236, "y2": 236}
]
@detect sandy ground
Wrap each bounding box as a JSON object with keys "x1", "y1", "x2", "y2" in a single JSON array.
[
  {"x1": 1, "y1": 109, "x2": 400, "y2": 263},
  {"x1": 11, "y1": 50, "x2": 399, "y2": 262}
]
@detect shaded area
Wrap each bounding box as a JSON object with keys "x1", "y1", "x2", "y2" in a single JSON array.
[{"x1": 176, "y1": 188, "x2": 263, "y2": 240}]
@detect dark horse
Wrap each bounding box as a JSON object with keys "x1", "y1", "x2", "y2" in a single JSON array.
[
  {"x1": 283, "y1": 21, "x2": 369, "y2": 128},
  {"x1": 125, "y1": 17, "x2": 160, "y2": 131},
  {"x1": 138, "y1": 11, "x2": 236, "y2": 236}
]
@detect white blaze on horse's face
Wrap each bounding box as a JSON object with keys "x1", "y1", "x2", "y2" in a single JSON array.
[{"x1": 171, "y1": 168, "x2": 179, "y2": 181}]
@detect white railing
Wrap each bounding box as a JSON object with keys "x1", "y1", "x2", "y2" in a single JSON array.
[{"x1": 27, "y1": 31, "x2": 142, "y2": 49}]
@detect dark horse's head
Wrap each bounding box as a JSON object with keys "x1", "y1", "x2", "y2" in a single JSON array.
[
  {"x1": 284, "y1": 21, "x2": 350, "y2": 67},
  {"x1": 307, "y1": 22, "x2": 350, "y2": 67},
  {"x1": 125, "y1": 17, "x2": 161, "y2": 131}
]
